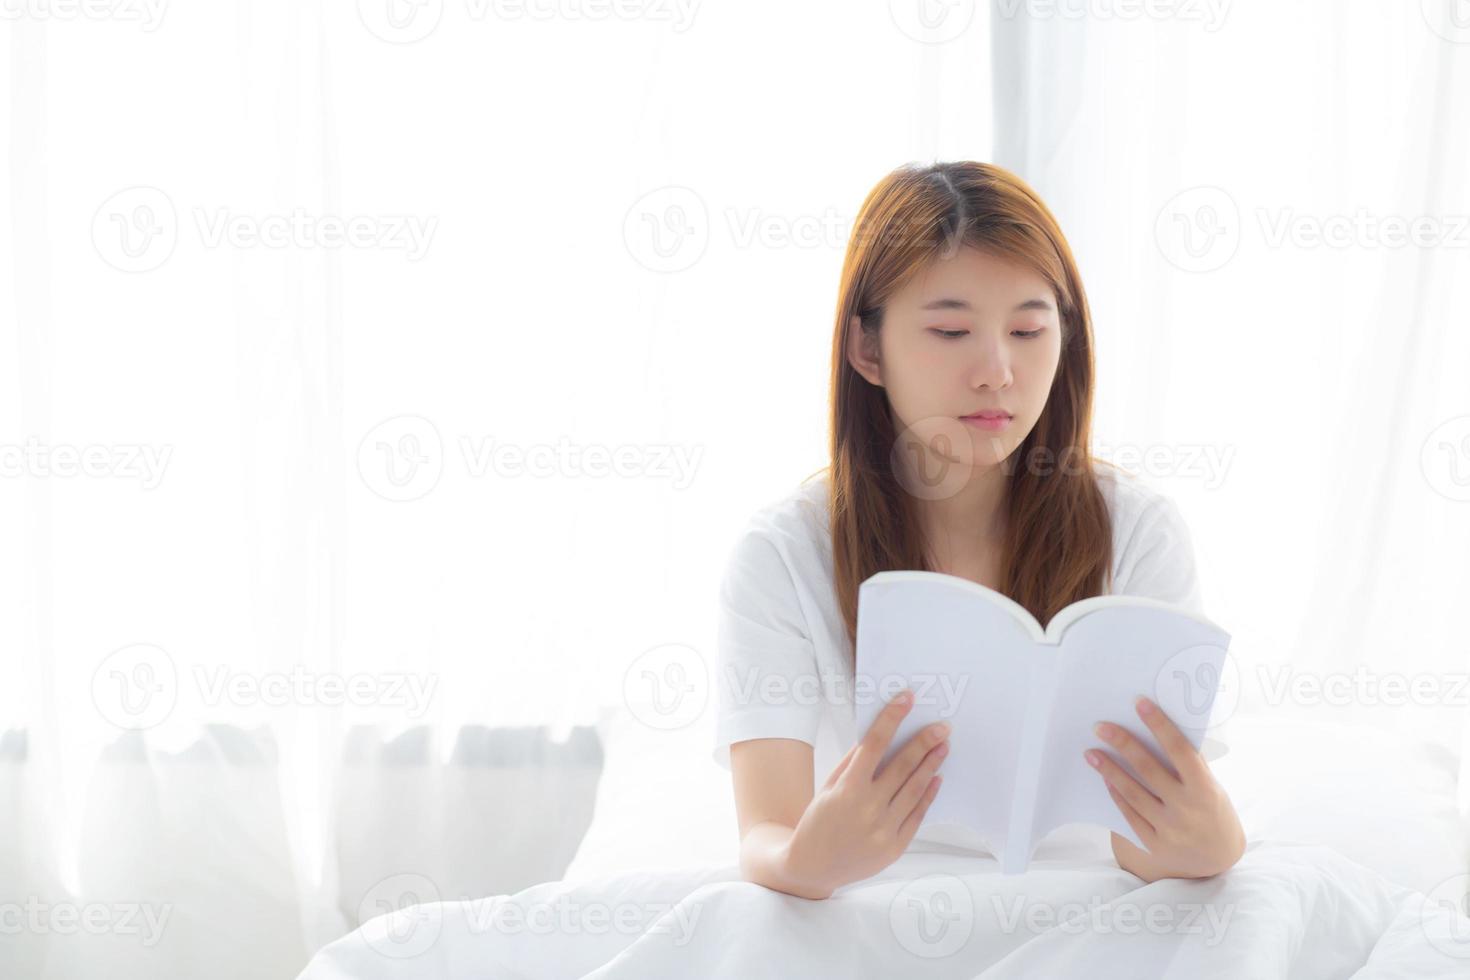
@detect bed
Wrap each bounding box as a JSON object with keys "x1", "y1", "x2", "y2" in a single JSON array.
[{"x1": 298, "y1": 708, "x2": 1470, "y2": 978}]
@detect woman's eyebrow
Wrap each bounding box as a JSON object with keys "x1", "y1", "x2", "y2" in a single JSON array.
[{"x1": 920, "y1": 297, "x2": 1055, "y2": 313}]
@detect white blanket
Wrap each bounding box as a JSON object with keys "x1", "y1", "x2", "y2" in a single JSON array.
[{"x1": 299, "y1": 841, "x2": 1470, "y2": 979}]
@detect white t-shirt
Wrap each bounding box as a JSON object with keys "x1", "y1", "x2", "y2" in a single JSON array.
[{"x1": 712, "y1": 465, "x2": 1207, "y2": 780}]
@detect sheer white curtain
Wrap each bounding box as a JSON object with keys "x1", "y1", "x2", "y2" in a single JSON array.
[
  {"x1": 990, "y1": 2, "x2": 1470, "y2": 797},
  {"x1": 1, "y1": 2, "x2": 992, "y2": 976}
]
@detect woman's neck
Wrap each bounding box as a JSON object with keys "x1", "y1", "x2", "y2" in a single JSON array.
[{"x1": 917, "y1": 463, "x2": 1009, "y2": 568}]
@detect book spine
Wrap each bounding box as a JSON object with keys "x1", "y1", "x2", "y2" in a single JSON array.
[{"x1": 1002, "y1": 653, "x2": 1062, "y2": 874}]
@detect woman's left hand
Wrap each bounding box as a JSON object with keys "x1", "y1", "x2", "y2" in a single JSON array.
[{"x1": 1085, "y1": 695, "x2": 1245, "y2": 882}]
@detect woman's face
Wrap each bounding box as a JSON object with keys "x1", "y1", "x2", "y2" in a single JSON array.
[{"x1": 847, "y1": 246, "x2": 1064, "y2": 474}]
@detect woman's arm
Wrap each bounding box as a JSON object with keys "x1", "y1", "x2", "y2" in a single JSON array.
[
  {"x1": 1109, "y1": 828, "x2": 1243, "y2": 883},
  {"x1": 730, "y1": 739, "x2": 832, "y2": 899},
  {"x1": 739, "y1": 822, "x2": 833, "y2": 899}
]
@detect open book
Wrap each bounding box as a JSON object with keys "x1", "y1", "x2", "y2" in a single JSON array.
[{"x1": 853, "y1": 570, "x2": 1231, "y2": 874}]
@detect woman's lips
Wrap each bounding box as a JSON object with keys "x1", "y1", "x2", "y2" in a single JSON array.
[{"x1": 960, "y1": 413, "x2": 1012, "y2": 431}]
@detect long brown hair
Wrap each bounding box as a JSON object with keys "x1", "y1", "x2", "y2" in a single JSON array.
[{"x1": 823, "y1": 161, "x2": 1113, "y2": 654}]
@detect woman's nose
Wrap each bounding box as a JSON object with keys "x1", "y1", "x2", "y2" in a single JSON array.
[{"x1": 969, "y1": 345, "x2": 1012, "y2": 390}]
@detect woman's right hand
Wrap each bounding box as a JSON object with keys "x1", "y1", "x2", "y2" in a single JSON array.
[{"x1": 782, "y1": 689, "x2": 950, "y2": 897}]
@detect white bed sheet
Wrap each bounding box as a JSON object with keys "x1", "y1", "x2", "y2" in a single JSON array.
[{"x1": 301, "y1": 839, "x2": 1470, "y2": 978}]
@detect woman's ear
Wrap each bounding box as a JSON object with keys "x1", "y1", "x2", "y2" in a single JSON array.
[{"x1": 846, "y1": 315, "x2": 883, "y2": 387}]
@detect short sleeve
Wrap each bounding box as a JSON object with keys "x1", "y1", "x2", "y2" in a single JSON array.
[
  {"x1": 711, "y1": 525, "x2": 823, "y2": 770},
  {"x1": 1114, "y1": 494, "x2": 1205, "y2": 615}
]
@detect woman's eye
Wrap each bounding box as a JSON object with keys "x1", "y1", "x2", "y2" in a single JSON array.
[{"x1": 930, "y1": 328, "x2": 1045, "y2": 339}]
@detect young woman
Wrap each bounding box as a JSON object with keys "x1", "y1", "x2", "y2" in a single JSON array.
[{"x1": 713, "y1": 161, "x2": 1245, "y2": 900}]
